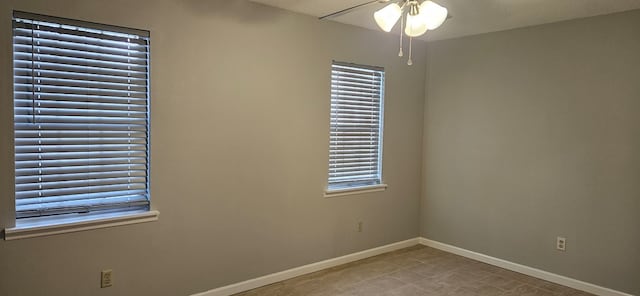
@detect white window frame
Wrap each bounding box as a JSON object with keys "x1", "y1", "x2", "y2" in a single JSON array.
[
  {"x1": 5, "y1": 12, "x2": 158, "y2": 240},
  {"x1": 325, "y1": 61, "x2": 387, "y2": 197}
]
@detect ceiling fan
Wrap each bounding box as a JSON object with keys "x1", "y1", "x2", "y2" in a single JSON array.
[{"x1": 320, "y1": 0, "x2": 450, "y2": 65}]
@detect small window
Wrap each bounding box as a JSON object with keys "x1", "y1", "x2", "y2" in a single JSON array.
[
  {"x1": 12, "y1": 12, "x2": 151, "y2": 219},
  {"x1": 327, "y1": 61, "x2": 385, "y2": 193}
]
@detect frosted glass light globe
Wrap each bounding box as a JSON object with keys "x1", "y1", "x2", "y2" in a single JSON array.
[
  {"x1": 374, "y1": 3, "x2": 402, "y2": 32},
  {"x1": 420, "y1": 1, "x2": 448, "y2": 30},
  {"x1": 404, "y1": 12, "x2": 428, "y2": 37}
]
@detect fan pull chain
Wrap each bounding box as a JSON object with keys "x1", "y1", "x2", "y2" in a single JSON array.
[
  {"x1": 407, "y1": 36, "x2": 413, "y2": 66},
  {"x1": 398, "y1": 14, "x2": 404, "y2": 57}
]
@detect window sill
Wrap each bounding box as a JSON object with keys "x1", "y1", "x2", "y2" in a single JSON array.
[
  {"x1": 324, "y1": 184, "x2": 388, "y2": 198},
  {"x1": 4, "y1": 210, "x2": 159, "y2": 241}
]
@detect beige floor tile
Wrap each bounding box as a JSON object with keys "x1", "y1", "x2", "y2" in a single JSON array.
[
  {"x1": 382, "y1": 254, "x2": 424, "y2": 268},
  {"x1": 481, "y1": 274, "x2": 523, "y2": 291},
  {"x1": 469, "y1": 284, "x2": 506, "y2": 295},
  {"x1": 386, "y1": 284, "x2": 429, "y2": 296},
  {"x1": 534, "y1": 279, "x2": 581, "y2": 295},
  {"x1": 343, "y1": 275, "x2": 407, "y2": 295},
  {"x1": 505, "y1": 283, "x2": 555, "y2": 296},
  {"x1": 449, "y1": 286, "x2": 479, "y2": 296},
  {"x1": 413, "y1": 278, "x2": 457, "y2": 295},
  {"x1": 387, "y1": 268, "x2": 427, "y2": 284}
]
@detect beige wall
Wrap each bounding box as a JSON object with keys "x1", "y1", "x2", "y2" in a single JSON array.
[
  {"x1": 0, "y1": 1, "x2": 426, "y2": 295},
  {"x1": 422, "y1": 10, "x2": 640, "y2": 295}
]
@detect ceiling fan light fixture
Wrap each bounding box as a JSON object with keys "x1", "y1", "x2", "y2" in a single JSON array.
[
  {"x1": 419, "y1": 1, "x2": 448, "y2": 30},
  {"x1": 374, "y1": 3, "x2": 402, "y2": 32},
  {"x1": 404, "y1": 12, "x2": 428, "y2": 37}
]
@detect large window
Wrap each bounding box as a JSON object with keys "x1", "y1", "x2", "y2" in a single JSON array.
[
  {"x1": 327, "y1": 61, "x2": 385, "y2": 194},
  {"x1": 12, "y1": 12, "x2": 150, "y2": 220}
]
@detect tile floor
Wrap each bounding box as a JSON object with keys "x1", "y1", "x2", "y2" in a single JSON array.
[{"x1": 234, "y1": 245, "x2": 594, "y2": 296}]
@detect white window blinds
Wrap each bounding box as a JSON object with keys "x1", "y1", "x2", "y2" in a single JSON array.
[
  {"x1": 328, "y1": 61, "x2": 385, "y2": 190},
  {"x1": 13, "y1": 12, "x2": 150, "y2": 219}
]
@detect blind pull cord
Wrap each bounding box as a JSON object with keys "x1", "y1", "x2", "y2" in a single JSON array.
[
  {"x1": 30, "y1": 24, "x2": 35, "y2": 123},
  {"x1": 398, "y1": 14, "x2": 404, "y2": 57},
  {"x1": 408, "y1": 37, "x2": 413, "y2": 66}
]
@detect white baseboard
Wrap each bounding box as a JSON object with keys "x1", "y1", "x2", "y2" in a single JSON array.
[
  {"x1": 191, "y1": 237, "x2": 633, "y2": 296},
  {"x1": 418, "y1": 238, "x2": 634, "y2": 296},
  {"x1": 191, "y1": 238, "x2": 420, "y2": 296}
]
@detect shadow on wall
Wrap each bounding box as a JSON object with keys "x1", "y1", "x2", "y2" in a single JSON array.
[{"x1": 179, "y1": 0, "x2": 285, "y2": 23}]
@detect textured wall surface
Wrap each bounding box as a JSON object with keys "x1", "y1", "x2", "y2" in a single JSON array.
[{"x1": 422, "y1": 10, "x2": 640, "y2": 295}]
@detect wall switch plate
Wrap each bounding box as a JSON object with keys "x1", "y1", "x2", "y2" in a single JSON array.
[
  {"x1": 556, "y1": 237, "x2": 566, "y2": 251},
  {"x1": 101, "y1": 269, "x2": 113, "y2": 288},
  {"x1": 357, "y1": 222, "x2": 363, "y2": 232}
]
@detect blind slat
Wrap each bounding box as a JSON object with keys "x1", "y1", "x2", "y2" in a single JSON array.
[
  {"x1": 14, "y1": 36, "x2": 148, "y2": 58},
  {"x1": 17, "y1": 170, "x2": 146, "y2": 184},
  {"x1": 15, "y1": 76, "x2": 148, "y2": 91},
  {"x1": 15, "y1": 143, "x2": 147, "y2": 153},
  {"x1": 16, "y1": 163, "x2": 147, "y2": 177},
  {"x1": 15, "y1": 69, "x2": 147, "y2": 85},
  {"x1": 15, "y1": 60, "x2": 149, "y2": 78},
  {"x1": 15, "y1": 107, "x2": 148, "y2": 118},
  {"x1": 15, "y1": 92, "x2": 148, "y2": 104},
  {"x1": 14, "y1": 52, "x2": 148, "y2": 72},
  {"x1": 17, "y1": 176, "x2": 147, "y2": 192},
  {"x1": 13, "y1": 21, "x2": 149, "y2": 45},
  {"x1": 14, "y1": 44, "x2": 148, "y2": 65},
  {"x1": 15, "y1": 84, "x2": 148, "y2": 97},
  {"x1": 16, "y1": 183, "x2": 147, "y2": 200},
  {"x1": 15, "y1": 99, "x2": 148, "y2": 112},
  {"x1": 15, "y1": 115, "x2": 148, "y2": 125},
  {"x1": 16, "y1": 195, "x2": 149, "y2": 218},
  {"x1": 16, "y1": 150, "x2": 147, "y2": 161}
]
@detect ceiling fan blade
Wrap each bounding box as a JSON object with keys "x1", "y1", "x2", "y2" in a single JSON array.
[{"x1": 319, "y1": 0, "x2": 386, "y2": 20}]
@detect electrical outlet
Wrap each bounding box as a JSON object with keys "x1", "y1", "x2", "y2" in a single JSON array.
[
  {"x1": 357, "y1": 221, "x2": 363, "y2": 232},
  {"x1": 101, "y1": 269, "x2": 113, "y2": 288},
  {"x1": 556, "y1": 237, "x2": 566, "y2": 251}
]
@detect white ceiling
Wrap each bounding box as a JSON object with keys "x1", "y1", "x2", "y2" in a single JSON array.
[{"x1": 249, "y1": 0, "x2": 640, "y2": 41}]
